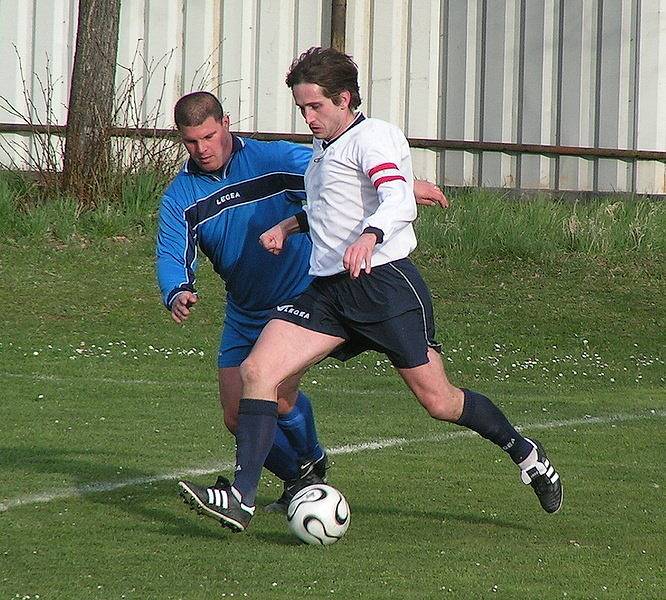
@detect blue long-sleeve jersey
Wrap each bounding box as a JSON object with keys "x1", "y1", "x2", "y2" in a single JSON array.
[{"x1": 156, "y1": 135, "x2": 314, "y2": 313}]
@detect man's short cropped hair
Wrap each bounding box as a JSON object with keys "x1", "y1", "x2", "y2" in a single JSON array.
[
  {"x1": 174, "y1": 91, "x2": 224, "y2": 128},
  {"x1": 285, "y1": 47, "x2": 362, "y2": 110}
]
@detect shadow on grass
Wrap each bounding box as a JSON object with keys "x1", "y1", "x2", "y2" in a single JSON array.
[
  {"x1": 1, "y1": 444, "x2": 319, "y2": 545},
  {"x1": 0, "y1": 445, "x2": 238, "y2": 541},
  {"x1": 349, "y1": 501, "x2": 532, "y2": 531}
]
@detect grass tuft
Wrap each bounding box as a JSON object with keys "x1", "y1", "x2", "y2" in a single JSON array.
[
  {"x1": 415, "y1": 189, "x2": 665, "y2": 262},
  {"x1": 0, "y1": 169, "x2": 169, "y2": 241},
  {"x1": 2, "y1": 170, "x2": 664, "y2": 265}
]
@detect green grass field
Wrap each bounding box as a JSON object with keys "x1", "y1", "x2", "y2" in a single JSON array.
[{"x1": 1, "y1": 195, "x2": 664, "y2": 599}]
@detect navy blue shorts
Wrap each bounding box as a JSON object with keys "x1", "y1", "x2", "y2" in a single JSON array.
[{"x1": 270, "y1": 258, "x2": 441, "y2": 369}]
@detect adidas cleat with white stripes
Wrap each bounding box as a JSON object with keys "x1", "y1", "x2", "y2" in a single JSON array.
[
  {"x1": 178, "y1": 476, "x2": 255, "y2": 532},
  {"x1": 519, "y1": 439, "x2": 563, "y2": 513}
]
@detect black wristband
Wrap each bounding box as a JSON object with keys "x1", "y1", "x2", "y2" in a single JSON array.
[
  {"x1": 295, "y1": 210, "x2": 309, "y2": 233},
  {"x1": 362, "y1": 226, "x2": 384, "y2": 244}
]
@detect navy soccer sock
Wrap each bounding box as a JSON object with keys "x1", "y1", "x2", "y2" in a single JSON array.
[
  {"x1": 456, "y1": 388, "x2": 533, "y2": 464},
  {"x1": 263, "y1": 428, "x2": 299, "y2": 482},
  {"x1": 233, "y1": 398, "x2": 278, "y2": 506},
  {"x1": 277, "y1": 392, "x2": 325, "y2": 463}
]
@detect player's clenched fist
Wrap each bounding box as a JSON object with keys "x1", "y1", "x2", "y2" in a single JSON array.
[
  {"x1": 259, "y1": 223, "x2": 287, "y2": 255},
  {"x1": 260, "y1": 215, "x2": 303, "y2": 255}
]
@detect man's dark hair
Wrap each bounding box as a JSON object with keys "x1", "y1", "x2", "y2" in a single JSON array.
[
  {"x1": 285, "y1": 47, "x2": 362, "y2": 110},
  {"x1": 174, "y1": 91, "x2": 224, "y2": 128}
]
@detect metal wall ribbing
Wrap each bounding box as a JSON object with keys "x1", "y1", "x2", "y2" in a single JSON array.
[{"x1": 0, "y1": 0, "x2": 663, "y2": 192}]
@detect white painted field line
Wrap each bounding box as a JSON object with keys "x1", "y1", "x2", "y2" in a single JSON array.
[
  {"x1": 1, "y1": 370, "x2": 419, "y2": 397},
  {"x1": 0, "y1": 371, "x2": 372, "y2": 394},
  {"x1": 329, "y1": 410, "x2": 666, "y2": 454},
  {"x1": 1, "y1": 409, "x2": 664, "y2": 513},
  {"x1": 0, "y1": 370, "x2": 399, "y2": 394},
  {"x1": 0, "y1": 371, "x2": 200, "y2": 387},
  {"x1": 0, "y1": 464, "x2": 234, "y2": 514}
]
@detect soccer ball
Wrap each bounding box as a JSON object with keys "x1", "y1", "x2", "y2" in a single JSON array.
[{"x1": 287, "y1": 484, "x2": 350, "y2": 545}]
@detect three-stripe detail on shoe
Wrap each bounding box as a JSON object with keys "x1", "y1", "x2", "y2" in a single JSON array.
[
  {"x1": 204, "y1": 486, "x2": 255, "y2": 515},
  {"x1": 207, "y1": 487, "x2": 230, "y2": 509},
  {"x1": 523, "y1": 458, "x2": 559, "y2": 484},
  {"x1": 543, "y1": 460, "x2": 559, "y2": 483}
]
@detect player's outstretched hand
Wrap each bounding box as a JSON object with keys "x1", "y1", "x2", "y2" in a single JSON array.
[
  {"x1": 171, "y1": 291, "x2": 198, "y2": 324},
  {"x1": 344, "y1": 232, "x2": 377, "y2": 279},
  {"x1": 414, "y1": 179, "x2": 449, "y2": 208},
  {"x1": 260, "y1": 223, "x2": 287, "y2": 255}
]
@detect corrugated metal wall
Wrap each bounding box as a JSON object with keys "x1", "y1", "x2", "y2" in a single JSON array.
[
  {"x1": 435, "y1": 0, "x2": 666, "y2": 193},
  {"x1": 0, "y1": 0, "x2": 664, "y2": 193}
]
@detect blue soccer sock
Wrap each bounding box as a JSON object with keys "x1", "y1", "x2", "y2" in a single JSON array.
[
  {"x1": 456, "y1": 388, "x2": 534, "y2": 464},
  {"x1": 263, "y1": 428, "x2": 299, "y2": 482},
  {"x1": 233, "y1": 398, "x2": 278, "y2": 505},
  {"x1": 277, "y1": 391, "x2": 325, "y2": 462}
]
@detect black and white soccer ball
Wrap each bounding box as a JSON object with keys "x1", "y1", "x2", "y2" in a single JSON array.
[{"x1": 287, "y1": 484, "x2": 350, "y2": 545}]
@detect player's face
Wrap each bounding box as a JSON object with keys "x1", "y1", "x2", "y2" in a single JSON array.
[
  {"x1": 179, "y1": 115, "x2": 232, "y2": 172},
  {"x1": 292, "y1": 83, "x2": 354, "y2": 141}
]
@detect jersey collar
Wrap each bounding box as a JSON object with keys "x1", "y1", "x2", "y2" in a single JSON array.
[
  {"x1": 183, "y1": 134, "x2": 245, "y2": 179},
  {"x1": 322, "y1": 113, "x2": 366, "y2": 149}
]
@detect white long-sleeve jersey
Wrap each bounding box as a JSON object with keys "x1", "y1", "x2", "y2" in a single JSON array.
[{"x1": 304, "y1": 114, "x2": 417, "y2": 276}]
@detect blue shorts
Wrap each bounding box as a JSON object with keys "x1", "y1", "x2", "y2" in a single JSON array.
[{"x1": 218, "y1": 302, "x2": 273, "y2": 368}]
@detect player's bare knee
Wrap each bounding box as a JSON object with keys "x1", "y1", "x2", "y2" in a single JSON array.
[
  {"x1": 239, "y1": 356, "x2": 261, "y2": 387},
  {"x1": 239, "y1": 355, "x2": 281, "y2": 390},
  {"x1": 425, "y1": 404, "x2": 457, "y2": 422},
  {"x1": 422, "y1": 390, "x2": 463, "y2": 422}
]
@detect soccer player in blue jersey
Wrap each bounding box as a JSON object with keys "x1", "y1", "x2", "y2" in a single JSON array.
[
  {"x1": 157, "y1": 91, "x2": 448, "y2": 513},
  {"x1": 178, "y1": 50, "x2": 563, "y2": 533}
]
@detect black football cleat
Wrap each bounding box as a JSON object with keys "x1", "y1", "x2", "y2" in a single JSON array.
[
  {"x1": 179, "y1": 476, "x2": 254, "y2": 531},
  {"x1": 519, "y1": 439, "x2": 563, "y2": 513},
  {"x1": 264, "y1": 452, "x2": 328, "y2": 514}
]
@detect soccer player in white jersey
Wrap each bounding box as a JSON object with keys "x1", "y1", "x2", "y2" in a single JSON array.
[{"x1": 179, "y1": 47, "x2": 562, "y2": 532}]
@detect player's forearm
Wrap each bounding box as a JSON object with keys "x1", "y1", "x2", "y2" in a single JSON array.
[
  {"x1": 156, "y1": 239, "x2": 198, "y2": 309},
  {"x1": 273, "y1": 215, "x2": 303, "y2": 240},
  {"x1": 276, "y1": 212, "x2": 309, "y2": 237},
  {"x1": 362, "y1": 180, "x2": 417, "y2": 240},
  {"x1": 157, "y1": 197, "x2": 198, "y2": 308}
]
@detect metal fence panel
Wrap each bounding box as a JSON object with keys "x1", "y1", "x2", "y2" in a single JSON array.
[
  {"x1": 0, "y1": 0, "x2": 664, "y2": 192},
  {"x1": 635, "y1": 0, "x2": 666, "y2": 193}
]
